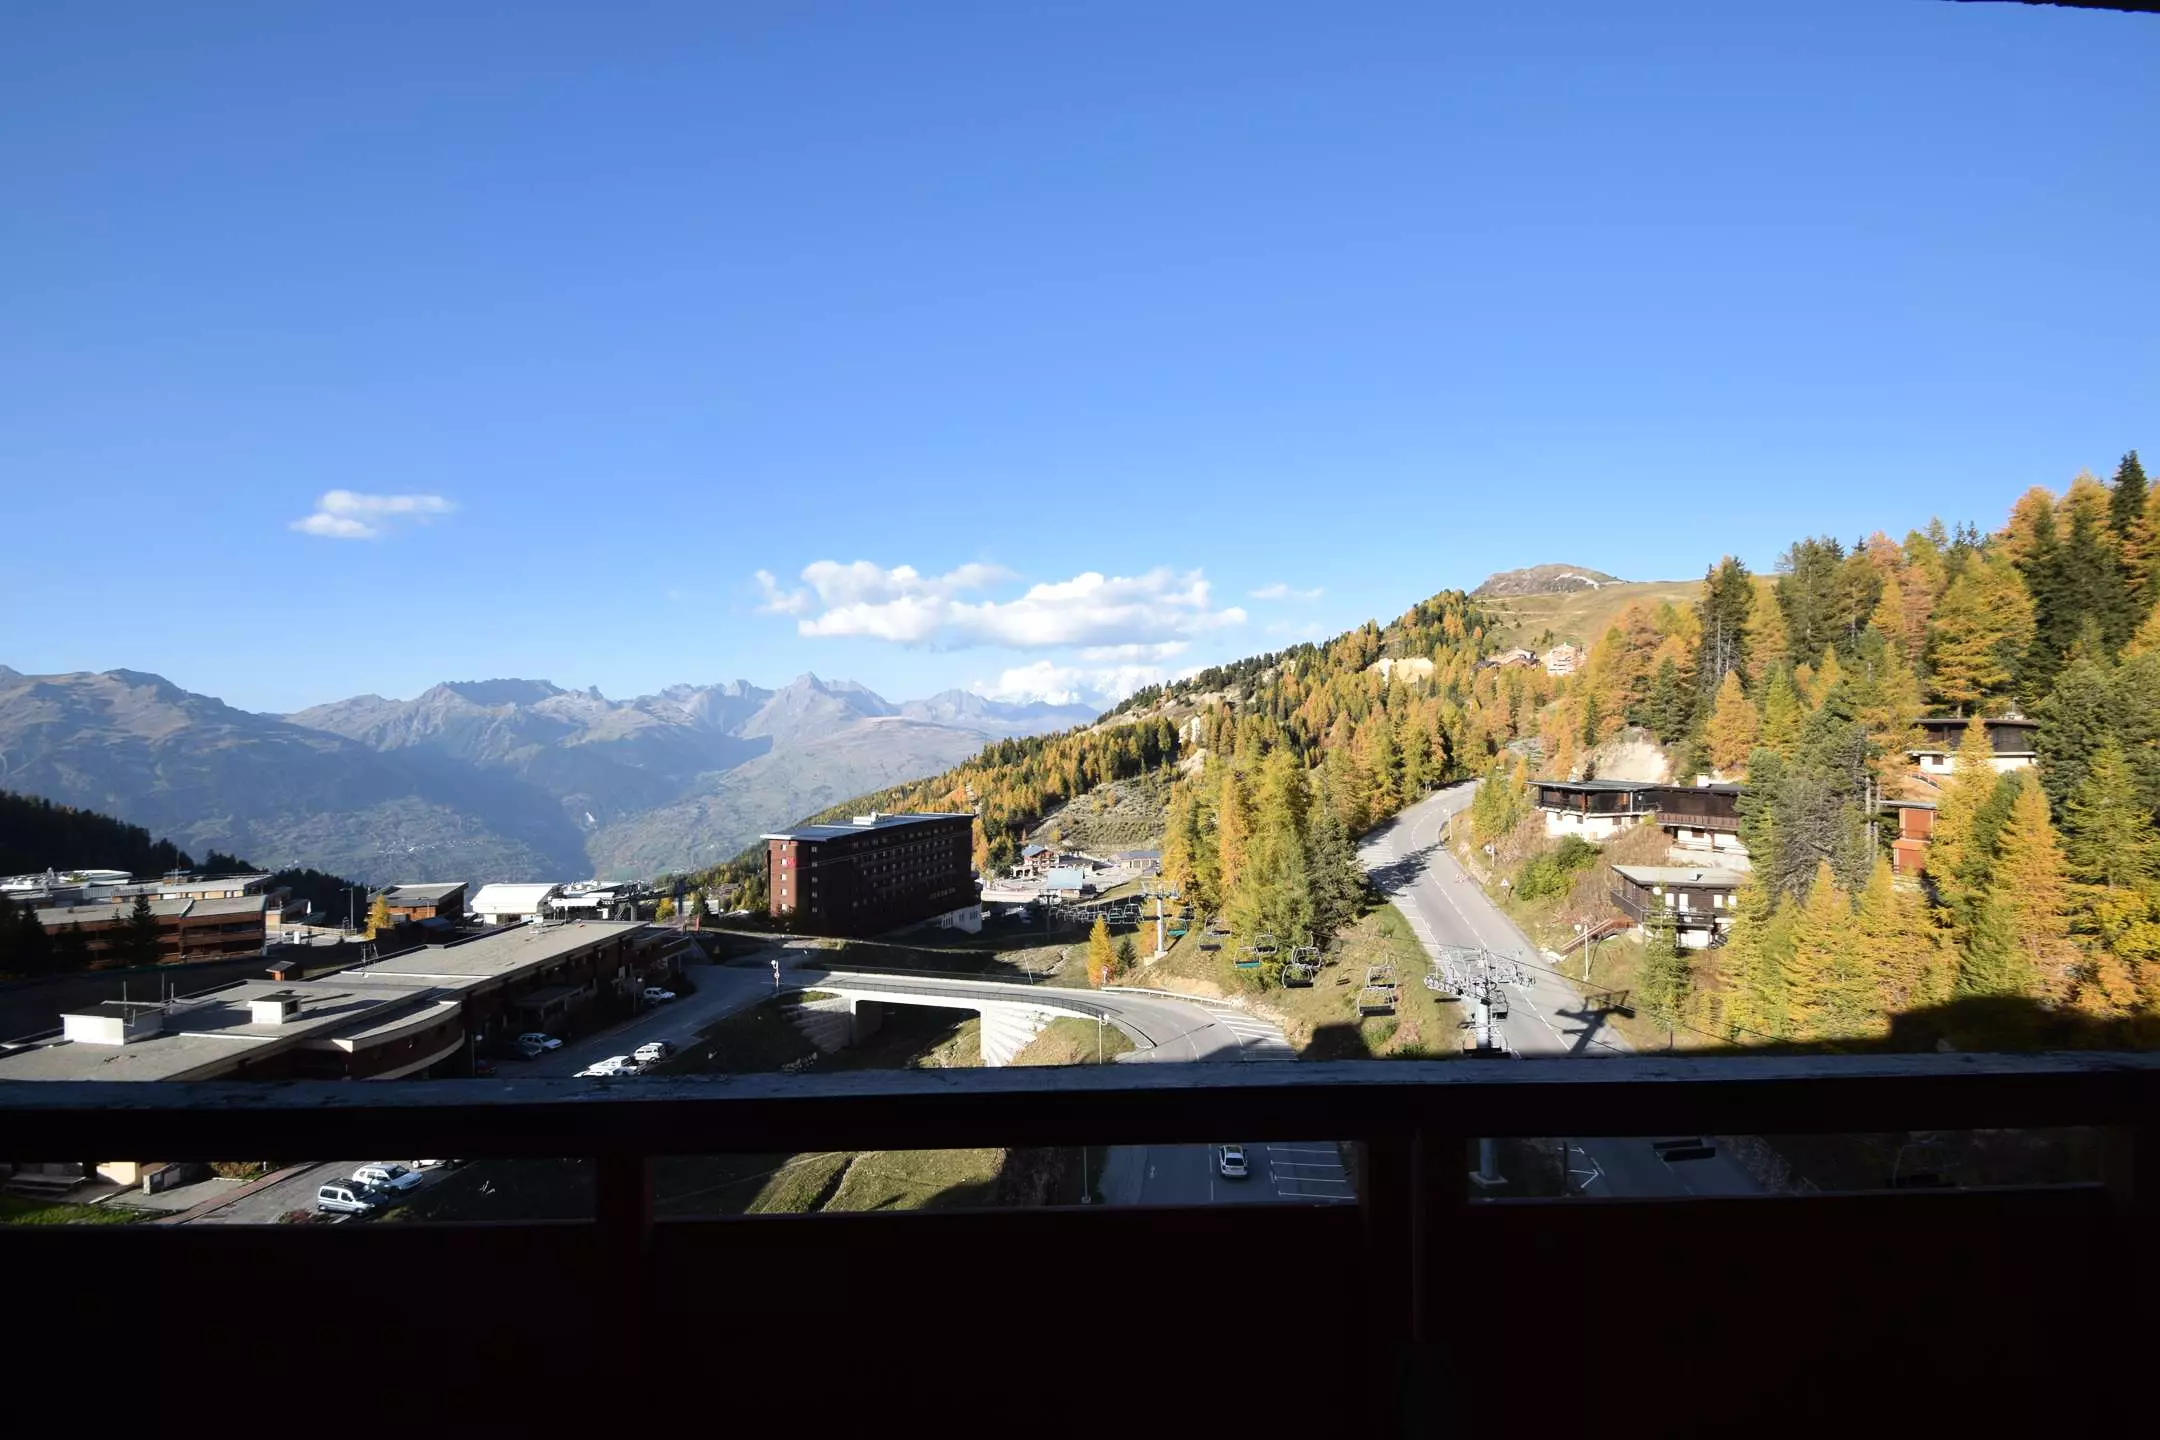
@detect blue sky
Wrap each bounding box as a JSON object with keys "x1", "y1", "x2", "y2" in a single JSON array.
[{"x1": 3, "y1": 1, "x2": 2154, "y2": 715}]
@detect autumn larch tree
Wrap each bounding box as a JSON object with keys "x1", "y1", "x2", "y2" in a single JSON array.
[
  {"x1": 1086, "y1": 915, "x2": 1115, "y2": 986},
  {"x1": 1704, "y1": 670, "x2": 1757, "y2": 777},
  {"x1": 1988, "y1": 775, "x2": 2079, "y2": 1004},
  {"x1": 364, "y1": 894, "x2": 393, "y2": 938},
  {"x1": 1925, "y1": 556, "x2": 2034, "y2": 709}
]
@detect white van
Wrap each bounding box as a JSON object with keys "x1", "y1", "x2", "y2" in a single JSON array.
[{"x1": 315, "y1": 1181, "x2": 382, "y2": 1215}]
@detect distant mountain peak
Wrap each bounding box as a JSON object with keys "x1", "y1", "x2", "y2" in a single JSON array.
[
  {"x1": 431, "y1": 679, "x2": 566, "y2": 707},
  {"x1": 1472, "y1": 564, "x2": 1626, "y2": 598}
]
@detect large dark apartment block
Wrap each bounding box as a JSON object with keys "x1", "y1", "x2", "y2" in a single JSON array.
[{"x1": 764, "y1": 812, "x2": 976, "y2": 937}]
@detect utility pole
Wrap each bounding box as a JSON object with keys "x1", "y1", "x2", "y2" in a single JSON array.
[{"x1": 1468, "y1": 950, "x2": 1507, "y2": 1189}]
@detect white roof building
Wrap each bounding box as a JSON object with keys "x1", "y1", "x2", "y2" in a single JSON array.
[{"x1": 468, "y1": 883, "x2": 563, "y2": 923}]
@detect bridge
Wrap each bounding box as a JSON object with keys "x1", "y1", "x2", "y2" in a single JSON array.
[{"x1": 782, "y1": 966, "x2": 1291, "y2": 1066}]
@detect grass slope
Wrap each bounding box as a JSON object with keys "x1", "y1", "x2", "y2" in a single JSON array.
[{"x1": 1482, "y1": 579, "x2": 1699, "y2": 649}]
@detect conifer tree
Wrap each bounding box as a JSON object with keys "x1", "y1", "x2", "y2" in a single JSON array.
[
  {"x1": 2128, "y1": 604, "x2": 2160, "y2": 660},
  {"x1": 1732, "y1": 886, "x2": 1795, "y2": 1042},
  {"x1": 113, "y1": 892, "x2": 163, "y2": 967},
  {"x1": 1704, "y1": 670, "x2": 1757, "y2": 776},
  {"x1": 1216, "y1": 767, "x2": 1254, "y2": 906},
  {"x1": 1086, "y1": 915, "x2": 1115, "y2": 986},
  {"x1": 2111, "y1": 451, "x2": 2151, "y2": 610},
  {"x1": 1785, "y1": 862, "x2": 1876, "y2": 1041},
  {"x1": 1305, "y1": 784, "x2": 1366, "y2": 938},
  {"x1": 1925, "y1": 557, "x2": 2034, "y2": 708},
  {"x1": 2061, "y1": 741, "x2": 2160, "y2": 890},
  {"x1": 1998, "y1": 486, "x2": 2059, "y2": 568},
  {"x1": 1926, "y1": 719, "x2": 2007, "y2": 938},
  {"x1": 1758, "y1": 668, "x2": 1805, "y2": 759},
  {"x1": 1644, "y1": 656, "x2": 1695, "y2": 744},
  {"x1": 2035, "y1": 657, "x2": 2114, "y2": 816},
  {"x1": 1855, "y1": 855, "x2": 1944, "y2": 1015},
  {"x1": 1694, "y1": 557, "x2": 1754, "y2": 704},
  {"x1": 1990, "y1": 776, "x2": 2079, "y2": 1003}
]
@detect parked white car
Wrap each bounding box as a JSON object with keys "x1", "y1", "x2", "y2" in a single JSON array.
[
  {"x1": 633, "y1": 1041, "x2": 673, "y2": 1065},
  {"x1": 516, "y1": 1032, "x2": 563, "y2": 1056},
  {"x1": 352, "y1": 1163, "x2": 425, "y2": 1193},
  {"x1": 579, "y1": 1055, "x2": 640, "y2": 1078},
  {"x1": 641, "y1": 987, "x2": 676, "y2": 1004}
]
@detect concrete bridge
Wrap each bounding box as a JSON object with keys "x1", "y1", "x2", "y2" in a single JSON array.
[{"x1": 783, "y1": 968, "x2": 1291, "y2": 1067}]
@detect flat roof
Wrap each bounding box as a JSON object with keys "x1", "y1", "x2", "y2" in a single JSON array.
[
  {"x1": 344, "y1": 920, "x2": 645, "y2": 991},
  {"x1": 763, "y1": 812, "x2": 973, "y2": 843},
  {"x1": 1612, "y1": 865, "x2": 1749, "y2": 888},
  {"x1": 380, "y1": 882, "x2": 466, "y2": 903},
  {"x1": 188, "y1": 895, "x2": 268, "y2": 917},
  {"x1": 1537, "y1": 779, "x2": 1660, "y2": 793},
  {"x1": 469, "y1": 883, "x2": 561, "y2": 911},
  {"x1": 0, "y1": 978, "x2": 436, "y2": 1082}
]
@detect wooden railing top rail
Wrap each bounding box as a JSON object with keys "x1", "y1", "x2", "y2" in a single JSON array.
[{"x1": 5, "y1": 1052, "x2": 2155, "y2": 1159}]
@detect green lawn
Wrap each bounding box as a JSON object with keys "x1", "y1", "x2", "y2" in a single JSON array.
[
  {"x1": 1143, "y1": 900, "x2": 1463, "y2": 1058},
  {"x1": 0, "y1": 1194, "x2": 144, "y2": 1225},
  {"x1": 1011, "y1": 1015, "x2": 1136, "y2": 1066}
]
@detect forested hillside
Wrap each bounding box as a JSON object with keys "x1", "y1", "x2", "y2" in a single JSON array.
[
  {"x1": 1, "y1": 790, "x2": 200, "y2": 880},
  {"x1": 0, "y1": 790, "x2": 362, "y2": 978},
  {"x1": 696, "y1": 591, "x2": 1529, "y2": 933},
  {"x1": 1467, "y1": 451, "x2": 2160, "y2": 1047},
  {"x1": 702, "y1": 451, "x2": 2160, "y2": 1044}
]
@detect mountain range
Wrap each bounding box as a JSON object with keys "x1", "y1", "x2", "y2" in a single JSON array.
[{"x1": 0, "y1": 666, "x2": 1095, "y2": 886}]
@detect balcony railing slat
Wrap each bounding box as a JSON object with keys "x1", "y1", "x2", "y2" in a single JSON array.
[{"x1": 3, "y1": 1053, "x2": 2154, "y2": 1158}]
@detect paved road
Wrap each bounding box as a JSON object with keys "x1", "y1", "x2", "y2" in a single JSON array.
[
  {"x1": 520, "y1": 957, "x2": 781, "y2": 1077},
  {"x1": 1359, "y1": 785, "x2": 1761, "y2": 1198},
  {"x1": 1101, "y1": 1139, "x2": 1353, "y2": 1205},
  {"x1": 183, "y1": 956, "x2": 788, "y2": 1222}
]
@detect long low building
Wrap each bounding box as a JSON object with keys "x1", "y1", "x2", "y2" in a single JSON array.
[
  {"x1": 32, "y1": 894, "x2": 268, "y2": 963},
  {"x1": 0, "y1": 979, "x2": 460, "y2": 1083},
  {"x1": 0, "y1": 919, "x2": 685, "y2": 1084}
]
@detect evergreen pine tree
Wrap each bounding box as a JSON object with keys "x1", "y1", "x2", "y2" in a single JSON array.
[
  {"x1": 52, "y1": 921, "x2": 91, "y2": 973},
  {"x1": 2034, "y1": 657, "x2": 2115, "y2": 816},
  {"x1": 1305, "y1": 785, "x2": 1367, "y2": 938},
  {"x1": 1645, "y1": 656, "x2": 1694, "y2": 743},
  {"x1": 1636, "y1": 915, "x2": 1690, "y2": 1048},
  {"x1": 113, "y1": 892, "x2": 163, "y2": 967},
  {"x1": 2061, "y1": 741, "x2": 2160, "y2": 889},
  {"x1": 2111, "y1": 451, "x2": 2152, "y2": 611},
  {"x1": 1694, "y1": 557, "x2": 1754, "y2": 705}
]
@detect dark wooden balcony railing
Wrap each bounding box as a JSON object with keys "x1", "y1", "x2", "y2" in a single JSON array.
[{"x1": 5, "y1": 1054, "x2": 2155, "y2": 1430}]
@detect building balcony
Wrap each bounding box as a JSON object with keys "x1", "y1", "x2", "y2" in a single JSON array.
[{"x1": 3, "y1": 1055, "x2": 2151, "y2": 1428}]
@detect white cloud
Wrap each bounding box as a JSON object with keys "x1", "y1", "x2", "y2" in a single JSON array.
[
  {"x1": 972, "y1": 660, "x2": 1198, "y2": 708},
  {"x1": 758, "y1": 560, "x2": 1246, "y2": 650},
  {"x1": 753, "y1": 569, "x2": 813, "y2": 615},
  {"x1": 1250, "y1": 581, "x2": 1324, "y2": 601},
  {"x1": 1078, "y1": 641, "x2": 1190, "y2": 663},
  {"x1": 289, "y1": 489, "x2": 455, "y2": 540}
]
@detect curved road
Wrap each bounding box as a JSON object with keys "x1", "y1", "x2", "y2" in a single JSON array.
[{"x1": 1360, "y1": 784, "x2": 1761, "y2": 1198}]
